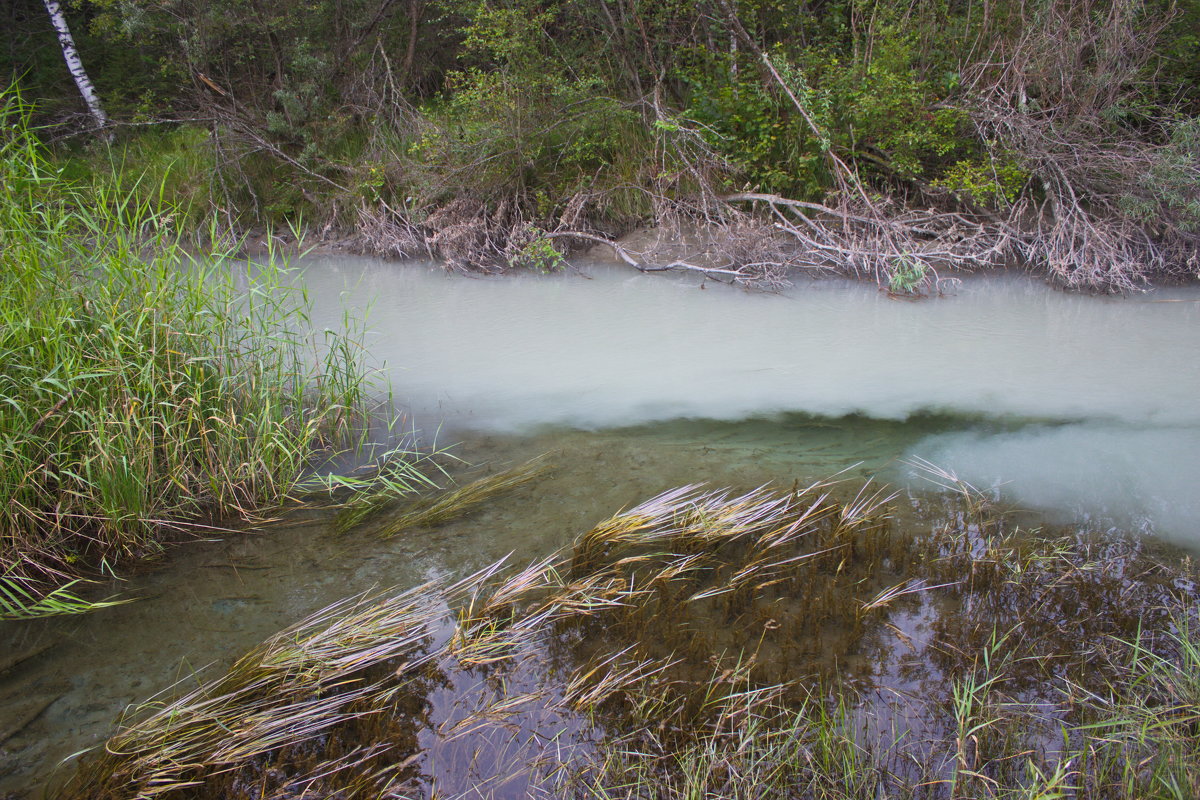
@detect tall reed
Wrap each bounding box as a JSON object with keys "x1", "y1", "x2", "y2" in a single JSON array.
[{"x1": 0, "y1": 90, "x2": 382, "y2": 609}]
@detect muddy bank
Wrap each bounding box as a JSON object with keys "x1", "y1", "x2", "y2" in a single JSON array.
[{"x1": 230, "y1": 207, "x2": 1200, "y2": 292}]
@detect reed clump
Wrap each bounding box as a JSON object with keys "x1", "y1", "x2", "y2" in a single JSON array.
[
  {"x1": 543, "y1": 481, "x2": 905, "y2": 694},
  {"x1": 0, "y1": 91, "x2": 384, "y2": 612}
]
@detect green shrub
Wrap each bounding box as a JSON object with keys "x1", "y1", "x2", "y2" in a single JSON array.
[
  {"x1": 935, "y1": 156, "x2": 1029, "y2": 207},
  {"x1": 1121, "y1": 116, "x2": 1200, "y2": 232},
  {"x1": 684, "y1": 66, "x2": 830, "y2": 199}
]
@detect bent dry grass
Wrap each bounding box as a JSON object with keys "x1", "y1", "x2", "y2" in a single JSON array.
[
  {"x1": 58, "y1": 476, "x2": 1200, "y2": 799},
  {"x1": 0, "y1": 91, "x2": 416, "y2": 614}
]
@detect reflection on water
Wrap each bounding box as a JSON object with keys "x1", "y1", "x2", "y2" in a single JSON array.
[
  {"x1": 0, "y1": 418, "x2": 935, "y2": 795},
  {"x1": 2, "y1": 260, "x2": 1198, "y2": 794}
]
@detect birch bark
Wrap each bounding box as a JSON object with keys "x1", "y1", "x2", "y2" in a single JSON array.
[{"x1": 42, "y1": 0, "x2": 111, "y2": 133}]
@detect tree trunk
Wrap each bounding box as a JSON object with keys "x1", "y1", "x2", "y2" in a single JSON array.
[
  {"x1": 401, "y1": 0, "x2": 423, "y2": 83},
  {"x1": 42, "y1": 0, "x2": 110, "y2": 134}
]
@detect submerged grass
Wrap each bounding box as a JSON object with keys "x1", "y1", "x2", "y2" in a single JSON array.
[
  {"x1": 312, "y1": 442, "x2": 453, "y2": 534},
  {"x1": 0, "y1": 91, "x2": 392, "y2": 612},
  {"x1": 303, "y1": 452, "x2": 549, "y2": 537},
  {"x1": 59, "y1": 570, "x2": 496, "y2": 799},
  {"x1": 375, "y1": 457, "x2": 551, "y2": 538},
  {"x1": 55, "y1": 477, "x2": 1200, "y2": 799}
]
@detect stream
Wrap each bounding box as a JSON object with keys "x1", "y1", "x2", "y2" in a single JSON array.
[{"x1": 2, "y1": 258, "x2": 1198, "y2": 795}]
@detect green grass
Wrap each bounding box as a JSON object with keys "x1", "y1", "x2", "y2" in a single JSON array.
[
  {"x1": 0, "y1": 567, "x2": 129, "y2": 620},
  {"x1": 0, "y1": 90, "x2": 391, "y2": 613},
  {"x1": 58, "y1": 125, "x2": 218, "y2": 231}
]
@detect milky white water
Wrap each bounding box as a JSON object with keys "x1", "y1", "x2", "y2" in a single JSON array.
[{"x1": 301, "y1": 256, "x2": 1200, "y2": 545}]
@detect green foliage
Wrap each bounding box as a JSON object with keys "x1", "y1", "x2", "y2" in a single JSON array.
[
  {"x1": 684, "y1": 63, "x2": 830, "y2": 199},
  {"x1": 456, "y1": 0, "x2": 557, "y2": 67},
  {"x1": 315, "y1": 444, "x2": 449, "y2": 534},
  {"x1": 808, "y1": 31, "x2": 972, "y2": 182},
  {"x1": 0, "y1": 91, "x2": 386, "y2": 604},
  {"x1": 1155, "y1": 0, "x2": 1200, "y2": 111},
  {"x1": 87, "y1": 0, "x2": 426, "y2": 223},
  {"x1": 935, "y1": 156, "x2": 1029, "y2": 206},
  {"x1": 65, "y1": 125, "x2": 216, "y2": 226},
  {"x1": 680, "y1": 10, "x2": 976, "y2": 199},
  {"x1": 410, "y1": 64, "x2": 644, "y2": 207},
  {"x1": 1121, "y1": 116, "x2": 1200, "y2": 232},
  {"x1": 508, "y1": 227, "x2": 566, "y2": 272},
  {"x1": 1, "y1": 570, "x2": 128, "y2": 620},
  {"x1": 887, "y1": 254, "x2": 927, "y2": 294}
]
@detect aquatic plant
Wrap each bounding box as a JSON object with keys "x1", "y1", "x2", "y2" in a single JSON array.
[
  {"x1": 59, "y1": 477, "x2": 1200, "y2": 799},
  {"x1": 0, "y1": 570, "x2": 128, "y2": 620},
  {"x1": 888, "y1": 253, "x2": 930, "y2": 295},
  {"x1": 295, "y1": 441, "x2": 453, "y2": 533},
  {"x1": 300, "y1": 453, "x2": 551, "y2": 537},
  {"x1": 376, "y1": 457, "x2": 552, "y2": 538}
]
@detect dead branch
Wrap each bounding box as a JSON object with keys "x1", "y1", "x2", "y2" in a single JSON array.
[
  {"x1": 542, "y1": 230, "x2": 780, "y2": 287},
  {"x1": 955, "y1": 0, "x2": 1199, "y2": 290}
]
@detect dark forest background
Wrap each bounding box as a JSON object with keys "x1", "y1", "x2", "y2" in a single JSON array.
[{"x1": 6, "y1": 0, "x2": 1199, "y2": 288}]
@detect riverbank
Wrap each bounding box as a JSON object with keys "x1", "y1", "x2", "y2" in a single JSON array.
[
  {"x1": 12, "y1": 0, "x2": 1200, "y2": 296},
  {"x1": 237, "y1": 216, "x2": 1200, "y2": 299}
]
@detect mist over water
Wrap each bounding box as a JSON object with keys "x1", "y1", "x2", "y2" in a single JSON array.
[
  {"x1": 299, "y1": 256, "x2": 1200, "y2": 543},
  {"x1": 915, "y1": 424, "x2": 1200, "y2": 545}
]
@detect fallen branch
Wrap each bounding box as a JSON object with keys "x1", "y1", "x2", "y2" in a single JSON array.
[
  {"x1": 542, "y1": 231, "x2": 762, "y2": 284},
  {"x1": 723, "y1": 192, "x2": 961, "y2": 239}
]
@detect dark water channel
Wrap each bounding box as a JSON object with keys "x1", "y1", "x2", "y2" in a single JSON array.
[{"x1": 2, "y1": 259, "x2": 1199, "y2": 795}]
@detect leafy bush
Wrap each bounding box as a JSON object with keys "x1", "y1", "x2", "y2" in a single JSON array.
[
  {"x1": 1121, "y1": 116, "x2": 1200, "y2": 232},
  {"x1": 684, "y1": 67, "x2": 830, "y2": 199},
  {"x1": 935, "y1": 156, "x2": 1029, "y2": 207}
]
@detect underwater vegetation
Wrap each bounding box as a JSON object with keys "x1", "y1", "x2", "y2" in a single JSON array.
[{"x1": 55, "y1": 472, "x2": 1200, "y2": 799}]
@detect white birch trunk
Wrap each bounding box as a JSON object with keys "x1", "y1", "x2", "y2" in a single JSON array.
[{"x1": 43, "y1": 0, "x2": 111, "y2": 133}]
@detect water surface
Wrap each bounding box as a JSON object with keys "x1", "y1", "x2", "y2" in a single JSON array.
[
  {"x1": 3, "y1": 259, "x2": 1198, "y2": 794},
  {"x1": 302, "y1": 258, "x2": 1200, "y2": 543}
]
